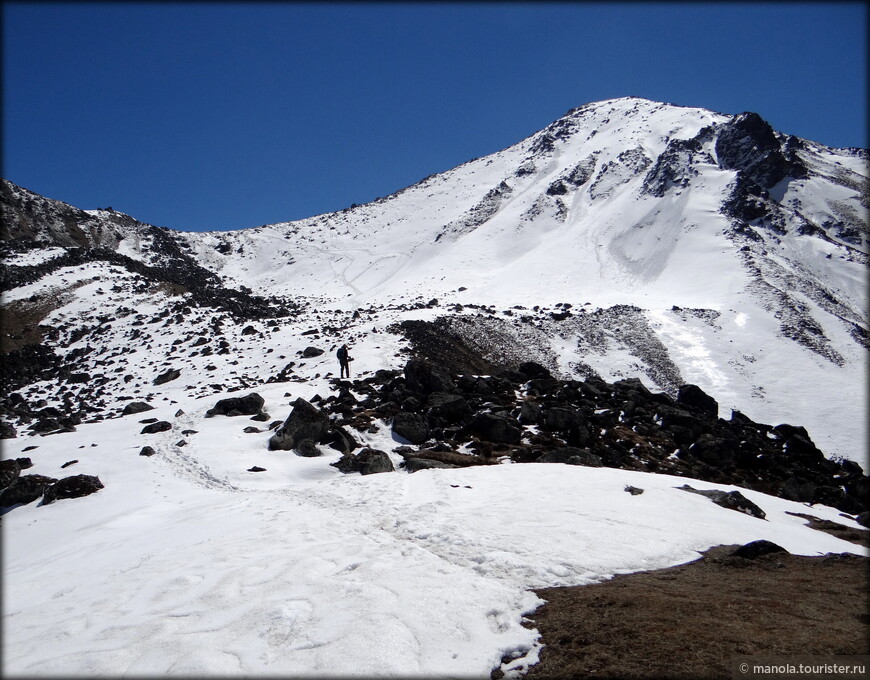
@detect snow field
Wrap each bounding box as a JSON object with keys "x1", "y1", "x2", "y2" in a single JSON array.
[{"x1": 2, "y1": 381, "x2": 864, "y2": 677}]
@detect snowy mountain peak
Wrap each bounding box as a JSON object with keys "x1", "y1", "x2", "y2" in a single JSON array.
[{"x1": 1, "y1": 96, "x2": 868, "y2": 460}]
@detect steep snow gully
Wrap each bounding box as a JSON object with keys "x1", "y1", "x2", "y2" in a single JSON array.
[{"x1": 1, "y1": 96, "x2": 868, "y2": 677}]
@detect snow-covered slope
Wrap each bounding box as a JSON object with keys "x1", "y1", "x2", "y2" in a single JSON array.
[
  {"x1": 3, "y1": 97, "x2": 866, "y2": 458},
  {"x1": 1, "y1": 96, "x2": 868, "y2": 677}
]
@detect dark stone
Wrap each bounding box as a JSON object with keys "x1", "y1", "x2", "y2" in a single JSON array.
[
  {"x1": 268, "y1": 398, "x2": 330, "y2": 451},
  {"x1": 541, "y1": 407, "x2": 585, "y2": 433},
  {"x1": 153, "y1": 368, "x2": 181, "y2": 385},
  {"x1": 537, "y1": 447, "x2": 601, "y2": 467},
  {"x1": 141, "y1": 421, "x2": 172, "y2": 434},
  {"x1": 247, "y1": 466, "x2": 266, "y2": 472},
  {"x1": 42, "y1": 474, "x2": 104, "y2": 505},
  {"x1": 855, "y1": 511, "x2": 870, "y2": 528},
  {"x1": 0, "y1": 459, "x2": 21, "y2": 488},
  {"x1": 731, "y1": 540, "x2": 788, "y2": 560},
  {"x1": 404, "y1": 358, "x2": 455, "y2": 395},
  {"x1": 678, "y1": 484, "x2": 766, "y2": 519},
  {"x1": 688, "y1": 434, "x2": 736, "y2": 468},
  {"x1": 812, "y1": 486, "x2": 865, "y2": 515},
  {"x1": 624, "y1": 485, "x2": 644, "y2": 495},
  {"x1": 677, "y1": 384, "x2": 719, "y2": 417},
  {"x1": 294, "y1": 439, "x2": 321, "y2": 457},
  {"x1": 324, "y1": 425, "x2": 359, "y2": 455},
  {"x1": 426, "y1": 393, "x2": 472, "y2": 424},
  {"x1": 463, "y1": 412, "x2": 522, "y2": 445},
  {"x1": 517, "y1": 361, "x2": 552, "y2": 380},
  {"x1": 139, "y1": 446, "x2": 157, "y2": 456},
  {"x1": 403, "y1": 458, "x2": 460, "y2": 473},
  {"x1": 0, "y1": 422, "x2": 17, "y2": 439},
  {"x1": 243, "y1": 426, "x2": 262, "y2": 433},
  {"x1": 121, "y1": 401, "x2": 154, "y2": 416},
  {"x1": 518, "y1": 401, "x2": 541, "y2": 425},
  {"x1": 205, "y1": 393, "x2": 265, "y2": 418},
  {"x1": 391, "y1": 412, "x2": 430, "y2": 445},
  {"x1": 0, "y1": 474, "x2": 57, "y2": 507},
  {"x1": 779, "y1": 477, "x2": 816, "y2": 504},
  {"x1": 60, "y1": 459, "x2": 79, "y2": 468},
  {"x1": 250, "y1": 411, "x2": 270, "y2": 422},
  {"x1": 301, "y1": 346, "x2": 324, "y2": 358},
  {"x1": 331, "y1": 447, "x2": 394, "y2": 475}
]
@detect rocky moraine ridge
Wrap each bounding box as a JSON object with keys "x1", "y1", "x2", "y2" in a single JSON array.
[{"x1": 4, "y1": 349, "x2": 868, "y2": 525}]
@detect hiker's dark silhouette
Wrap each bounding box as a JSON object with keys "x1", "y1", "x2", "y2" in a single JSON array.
[{"x1": 337, "y1": 344, "x2": 352, "y2": 378}]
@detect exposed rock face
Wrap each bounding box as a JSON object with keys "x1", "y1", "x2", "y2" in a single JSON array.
[
  {"x1": 715, "y1": 112, "x2": 807, "y2": 189},
  {"x1": 268, "y1": 398, "x2": 330, "y2": 451}
]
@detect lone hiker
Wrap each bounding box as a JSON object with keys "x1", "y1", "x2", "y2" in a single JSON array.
[{"x1": 337, "y1": 344, "x2": 352, "y2": 378}]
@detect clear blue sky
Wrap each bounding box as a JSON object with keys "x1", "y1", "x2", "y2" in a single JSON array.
[{"x1": 3, "y1": 1, "x2": 867, "y2": 232}]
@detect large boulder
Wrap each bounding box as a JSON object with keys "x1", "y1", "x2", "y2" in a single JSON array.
[
  {"x1": 0, "y1": 474, "x2": 57, "y2": 507},
  {"x1": 404, "y1": 358, "x2": 455, "y2": 395},
  {"x1": 205, "y1": 393, "x2": 265, "y2": 418},
  {"x1": 463, "y1": 412, "x2": 522, "y2": 445},
  {"x1": 141, "y1": 421, "x2": 172, "y2": 434},
  {"x1": 42, "y1": 474, "x2": 104, "y2": 505},
  {"x1": 403, "y1": 458, "x2": 460, "y2": 473},
  {"x1": 537, "y1": 447, "x2": 602, "y2": 467},
  {"x1": 678, "y1": 484, "x2": 766, "y2": 519},
  {"x1": 153, "y1": 368, "x2": 181, "y2": 385},
  {"x1": 268, "y1": 398, "x2": 330, "y2": 451},
  {"x1": 677, "y1": 384, "x2": 719, "y2": 418},
  {"x1": 391, "y1": 412, "x2": 430, "y2": 445},
  {"x1": 426, "y1": 393, "x2": 472, "y2": 425},
  {"x1": 121, "y1": 401, "x2": 155, "y2": 416},
  {"x1": 331, "y1": 448, "x2": 394, "y2": 475},
  {"x1": 0, "y1": 459, "x2": 22, "y2": 488},
  {"x1": 731, "y1": 540, "x2": 788, "y2": 560}
]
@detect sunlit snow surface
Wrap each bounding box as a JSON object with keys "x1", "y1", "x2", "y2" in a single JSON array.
[{"x1": 2, "y1": 377, "x2": 864, "y2": 677}]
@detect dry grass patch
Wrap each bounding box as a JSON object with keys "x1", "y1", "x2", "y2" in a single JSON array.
[{"x1": 517, "y1": 546, "x2": 868, "y2": 680}]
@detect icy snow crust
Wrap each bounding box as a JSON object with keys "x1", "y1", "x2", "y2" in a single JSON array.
[{"x1": 3, "y1": 97, "x2": 868, "y2": 676}]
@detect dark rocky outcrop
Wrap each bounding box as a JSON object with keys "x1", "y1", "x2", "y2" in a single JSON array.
[{"x1": 312, "y1": 357, "x2": 867, "y2": 514}]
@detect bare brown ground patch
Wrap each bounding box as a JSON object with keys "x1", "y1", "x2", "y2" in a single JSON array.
[{"x1": 518, "y1": 547, "x2": 869, "y2": 680}]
